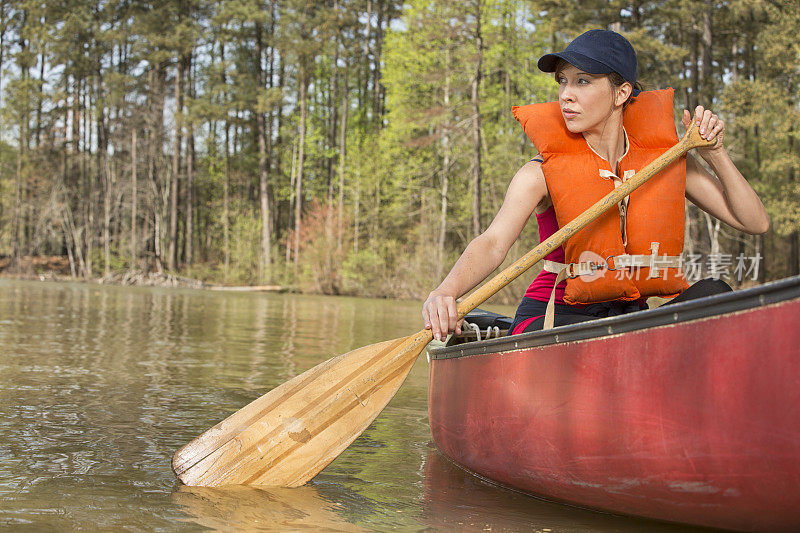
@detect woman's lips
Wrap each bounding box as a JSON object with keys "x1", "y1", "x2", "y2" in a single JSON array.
[{"x1": 562, "y1": 108, "x2": 579, "y2": 119}]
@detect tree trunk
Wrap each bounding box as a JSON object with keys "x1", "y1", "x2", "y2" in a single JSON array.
[
  {"x1": 15, "y1": 44, "x2": 30, "y2": 262},
  {"x1": 337, "y1": 66, "x2": 348, "y2": 254},
  {"x1": 219, "y1": 40, "x2": 230, "y2": 279},
  {"x1": 255, "y1": 20, "x2": 272, "y2": 283},
  {"x1": 69, "y1": 74, "x2": 85, "y2": 276},
  {"x1": 293, "y1": 75, "x2": 309, "y2": 279},
  {"x1": 363, "y1": 0, "x2": 372, "y2": 126},
  {"x1": 471, "y1": 0, "x2": 483, "y2": 238},
  {"x1": 676, "y1": 24, "x2": 690, "y2": 108},
  {"x1": 224, "y1": 120, "x2": 231, "y2": 280},
  {"x1": 95, "y1": 71, "x2": 111, "y2": 277},
  {"x1": 326, "y1": 23, "x2": 341, "y2": 292},
  {"x1": 437, "y1": 48, "x2": 451, "y2": 281},
  {"x1": 131, "y1": 128, "x2": 137, "y2": 269},
  {"x1": 13, "y1": 144, "x2": 22, "y2": 263},
  {"x1": 183, "y1": 51, "x2": 195, "y2": 266},
  {"x1": 268, "y1": 0, "x2": 280, "y2": 243},
  {"x1": 168, "y1": 59, "x2": 183, "y2": 271},
  {"x1": 103, "y1": 157, "x2": 112, "y2": 277},
  {"x1": 0, "y1": 14, "x2": 5, "y2": 109},
  {"x1": 185, "y1": 125, "x2": 195, "y2": 267},
  {"x1": 632, "y1": 0, "x2": 642, "y2": 26},
  {"x1": 84, "y1": 81, "x2": 93, "y2": 277},
  {"x1": 704, "y1": 211, "x2": 721, "y2": 256},
  {"x1": 286, "y1": 137, "x2": 298, "y2": 269},
  {"x1": 328, "y1": 10, "x2": 339, "y2": 199},
  {"x1": 755, "y1": 234, "x2": 764, "y2": 282},
  {"x1": 353, "y1": 171, "x2": 360, "y2": 255},
  {"x1": 789, "y1": 124, "x2": 799, "y2": 276},
  {"x1": 35, "y1": 49, "x2": 44, "y2": 148},
  {"x1": 689, "y1": 29, "x2": 699, "y2": 110},
  {"x1": 701, "y1": 0, "x2": 713, "y2": 95},
  {"x1": 148, "y1": 64, "x2": 167, "y2": 273},
  {"x1": 372, "y1": 0, "x2": 384, "y2": 121}
]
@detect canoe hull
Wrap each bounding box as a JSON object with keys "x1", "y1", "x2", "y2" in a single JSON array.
[{"x1": 429, "y1": 287, "x2": 800, "y2": 531}]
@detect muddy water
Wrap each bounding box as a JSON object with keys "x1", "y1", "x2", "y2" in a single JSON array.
[{"x1": 0, "y1": 280, "x2": 701, "y2": 531}]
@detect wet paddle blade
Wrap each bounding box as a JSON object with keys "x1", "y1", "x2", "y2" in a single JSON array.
[{"x1": 172, "y1": 329, "x2": 433, "y2": 487}]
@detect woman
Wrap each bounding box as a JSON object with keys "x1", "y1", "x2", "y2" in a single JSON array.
[{"x1": 422, "y1": 29, "x2": 768, "y2": 340}]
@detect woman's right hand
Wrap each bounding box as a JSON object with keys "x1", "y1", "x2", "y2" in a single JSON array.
[
  {"x1": 422, "y1": 290, "x2": 462, "y2": 342},
  {"x1": 420, "y1": 161, "x2": 548, "y2": 342}
]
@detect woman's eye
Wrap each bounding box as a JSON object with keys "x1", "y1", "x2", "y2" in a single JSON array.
[{"x1": 578, "y1": 78, "x2": 589, "y2": 84}]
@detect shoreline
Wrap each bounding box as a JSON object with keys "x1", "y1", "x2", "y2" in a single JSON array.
[
  {"x1": 0, "y1": 255, "x2": 289, "y2": 292},
  {"x1": 0, "y1": 270, "x2": 291, "y2": 292}
]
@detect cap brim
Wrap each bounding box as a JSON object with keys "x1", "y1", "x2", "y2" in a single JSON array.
[
  {"x1": 538, "y1": 51, "x2": 640, "y2": 96},
  {"x1": 538, "y1": 51, "x2": 614, "y2": 75}
]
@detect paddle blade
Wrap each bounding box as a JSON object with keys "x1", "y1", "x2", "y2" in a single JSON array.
[{"x1": 172, "y1": 329, "x2": 432, "y2": 487}]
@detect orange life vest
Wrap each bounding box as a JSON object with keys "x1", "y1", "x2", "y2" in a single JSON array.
[{"x1": 512, "y1": 88, "x2": 689, "y2": 304}]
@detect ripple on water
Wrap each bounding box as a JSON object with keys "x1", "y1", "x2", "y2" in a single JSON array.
[{"x1": 0, "y1": 280, "x2": 700, "y2": 532}]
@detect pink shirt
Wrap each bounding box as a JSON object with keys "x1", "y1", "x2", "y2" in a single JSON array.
[{"x1": 524, "y1": 206, "x2": 567, "y2": 303}]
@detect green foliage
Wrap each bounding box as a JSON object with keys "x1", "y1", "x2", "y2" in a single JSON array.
[
  {"x1": 228, "y1": 207, "x2": 261, "y2": 285},
  {"x1": 717, "y1": 0, "x2": 800, "y2": 239},
  {"x1": 0, "y1": 140, "x2": 15, "y2": 254},
  {"x1": 342, "y1": 246, "x2": 391, "y2": 297},
  {"x1": 89, "y1": 244, "x2": 129, "y2": 273},
  {"x1": 291, "y1": 201, "x2": 347, "y2": 294}
]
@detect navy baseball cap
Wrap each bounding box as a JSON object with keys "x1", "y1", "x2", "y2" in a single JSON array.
[{"x1": 538, "y1": 29, "x2": 640, "y2": 96}]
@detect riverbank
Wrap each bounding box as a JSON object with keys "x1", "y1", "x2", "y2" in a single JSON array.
[
  {"x1": 0, "y1": 255, "x2": 288, "y2": 292},
  {"x1": 0, "y1": 255, "x2": 72, "y2": 279}
]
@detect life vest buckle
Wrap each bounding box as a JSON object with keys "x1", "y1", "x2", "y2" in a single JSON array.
[
  {"x1": 566, "y1": 261, "x2": 605, "y2": 279},
  {"x1": 565, "y1": 263, "x2": 578, "y2": 279}
]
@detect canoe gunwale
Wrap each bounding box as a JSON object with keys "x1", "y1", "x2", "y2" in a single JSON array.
[{"x1": 430, "y1": 275, "x2": 800, "y2": 360}]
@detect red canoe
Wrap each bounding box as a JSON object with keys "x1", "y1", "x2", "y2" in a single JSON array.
[{"x1": 428, "y1": 276, "x2": 800, "y2": 532}]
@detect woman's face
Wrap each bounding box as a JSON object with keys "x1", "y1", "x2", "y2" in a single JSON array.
[{"x1": 556, "y1": 64, "x2": 620, "y2": 133}]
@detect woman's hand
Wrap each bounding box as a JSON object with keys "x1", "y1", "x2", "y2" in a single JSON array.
[
  {"x1": 422, "y1": 290, "x2": 463, "y2": 342},
  {"x1": 683, "y1": 106, "x2": 724, "y2": 158},
  {"x1": 683, "y1": 105, "x2": 770, "y2": 235},
  {"x1": 420, "y1": 161, "x2": 548, "y2": 342}
]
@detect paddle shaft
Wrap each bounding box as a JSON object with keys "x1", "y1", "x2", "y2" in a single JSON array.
[
  {"x1": 456, "y1": 122, "x2": 714, "y2": 319},
  {"x1": 172, "y1": 123, "x2": 713, "y2": 489}
]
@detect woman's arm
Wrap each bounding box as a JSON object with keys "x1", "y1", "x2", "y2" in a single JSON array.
[
  {"x1": 682, "y1": 106, "x2": 769, "y2": 235},
  {"x1": 422, "y1": 161, "x2": 548, "y2": 340}
]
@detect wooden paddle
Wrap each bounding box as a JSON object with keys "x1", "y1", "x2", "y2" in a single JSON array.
[{"x1": 172, "y1": 122, "x2": 714, "y2": 488}]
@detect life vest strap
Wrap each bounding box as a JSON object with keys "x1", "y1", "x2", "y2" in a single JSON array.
[
  {"x1": 541, "y1": 243, "x2": 683, "y2": 330},
  {"x1": 543, "y1": 267, "x2": 571, "y2": 330},
  {"x1": 598, "y1": 168, "x2": 636, "y2": 246}
]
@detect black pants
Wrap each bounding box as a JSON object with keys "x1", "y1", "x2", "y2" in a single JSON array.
[
  {"x1": 509, "y1": 278, "x2": 732, "y2": 335},
  {"x1": 660, "y1": 277, "x2": 732, "y2": 305}
]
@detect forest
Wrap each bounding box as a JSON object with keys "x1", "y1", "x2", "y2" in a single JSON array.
[{"x1": 0, "y1": 0, "x2": 798, "y2": 303}]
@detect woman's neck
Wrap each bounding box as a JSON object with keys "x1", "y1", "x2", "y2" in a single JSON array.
[{"x1": 581, "y1": 112, "x2": 626, "y2": 171}]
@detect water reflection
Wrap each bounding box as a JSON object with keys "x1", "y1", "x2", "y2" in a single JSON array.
[
  {"x1": 174, "y1": 485, "x2": 364, "y2": 532},
  {"x1": 0, "y1": 280, "x2": 435, "y2": 530},
  {"x1": 419, "y1": 445, "x2": 704, "y2": 532},
  {"x1": 0, "y1": 279, "x2": 698, "y2": 531},
  {"x1": 172, "y1": 443, "x2": 705, "y2": 532}
]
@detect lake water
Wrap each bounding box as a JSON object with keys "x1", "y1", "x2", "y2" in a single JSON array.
[{"x1": 0, "y1": 279, "x2": 702, "y2": 531}]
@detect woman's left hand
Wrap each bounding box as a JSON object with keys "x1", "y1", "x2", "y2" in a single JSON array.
[
  {"x1": 683, "y1": 106, "x2": 725, "y2": 157},
  {"x1": 682, "y1": 105, "x2": 770, "y2": 235}
]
